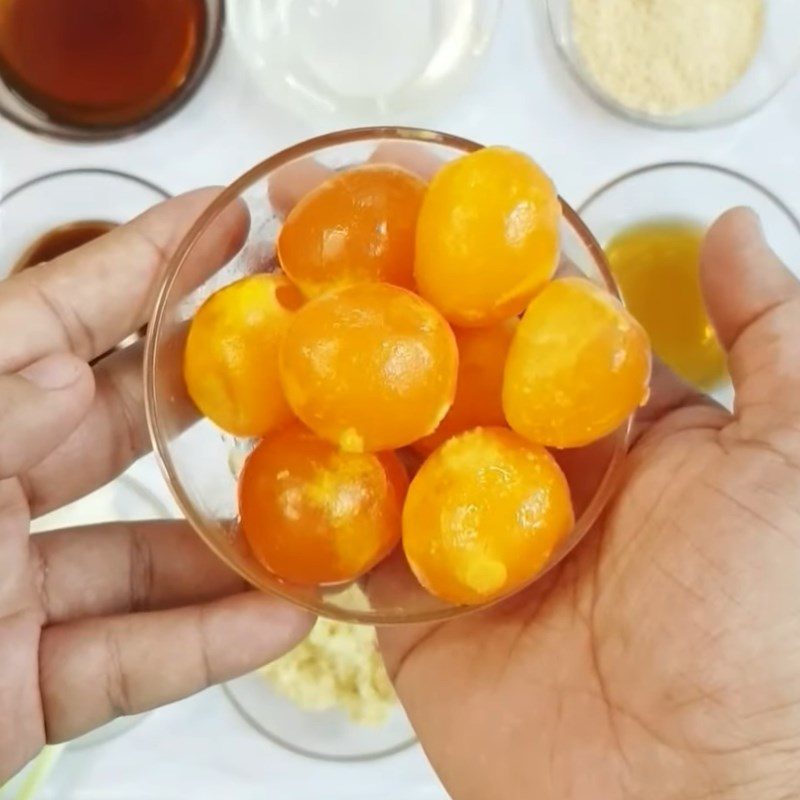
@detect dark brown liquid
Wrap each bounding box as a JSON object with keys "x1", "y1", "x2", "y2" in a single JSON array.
[
  {"x1": 0, "y1": 0, "x2": 205, "y2": 128},
  {"x1": 13, "y1": 220, "x2": 116, "y2": 273},
  {"x1": 12, "y1": 220, "x2": 144, "y2": 362}
]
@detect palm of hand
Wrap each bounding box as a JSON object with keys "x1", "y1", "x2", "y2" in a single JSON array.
[{"x1": 381, "y1": 212, "x2": 800, "y2": 799}]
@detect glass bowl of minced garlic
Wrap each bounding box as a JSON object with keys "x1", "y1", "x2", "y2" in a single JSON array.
[
  {"x1": 547, "y1": 0, "x2": 800, "y2": 128},
  {"x1": 222, "y1": 610, "x2": 416, "y2": 761}
]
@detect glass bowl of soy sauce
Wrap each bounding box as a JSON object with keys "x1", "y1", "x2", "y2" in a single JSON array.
[{"x1": 0, "y1": 0, "x2": 223, "y2": 141}]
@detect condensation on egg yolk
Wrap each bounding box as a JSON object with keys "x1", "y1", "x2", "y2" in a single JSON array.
[
  {"x1": 279, "y1": 282, "x2": 458, "y2": 453},
  {"x1": 277, "y1": 164, "x2": 426, "y2": 299},
  {"x1": 415, "y1": 146, "x2": 561, "y2": 327},
  {"x1": 402, "y1": 427, "x2": 574, "y2": 606},
  {"x1": 605, "y1": 220, "x2": 728, "y2": 390},
  {"x1": 412, "y1": 318, "x2": 517, "y2": 455},
  {"x1": 503, "y1": 277, "x2": 651, "y2": 449},
  {"x1": 239, "y1": 426, "x2": 406, "y2": 585},
  {"x1": 183, "y1": 273, "x2": 303, "y2": 437}
]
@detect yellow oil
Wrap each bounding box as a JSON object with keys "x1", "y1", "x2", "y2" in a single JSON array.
[{"x1": 605, "y1": 220, "x2": 728, "y2": 390}]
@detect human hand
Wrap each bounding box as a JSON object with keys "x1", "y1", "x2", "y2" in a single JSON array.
[
  {"x1": 0, "y1": 190, "x2": 312, "y2": 782},
  {"x1": 381, "y1": 209, "x2": 800, "y2": 799}
]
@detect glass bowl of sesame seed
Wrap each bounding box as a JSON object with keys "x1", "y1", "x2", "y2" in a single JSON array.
[{"x1": 546, "y1": 0, "x2": 800, "y2": 129}]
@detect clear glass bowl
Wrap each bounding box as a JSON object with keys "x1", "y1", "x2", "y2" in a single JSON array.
[
  {"x1": 0, "y1": 168, "x2": 170, "y2": 277},
  {"x1": 546, "y1": 0, "x2": 800, "y2": 129},
  {"x1": 228, "y1": 0, "x2": 501, "y2": 123},
  {"x1": 578, "y1": 161, "x2": 800, "y2": 408},
  {"x1": 223, "y1": 672, "x2": 416, "y2": 762},
  {"x1": 0, "y1": 0, "x2": 223, "y2": 142},
  {"x1": 145, "y1": 126, "x2": 630, "y2": 625},
  {"x1": 0, "y1": 168, "x2": 170, "y2": 358}
]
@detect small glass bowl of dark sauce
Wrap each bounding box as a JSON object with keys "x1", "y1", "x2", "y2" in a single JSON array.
[
  {"x1": 1, "y1": 168, "x2": 170, "y2": 359},
  {"x1": 0, "y1": 0, "x2": 223, "y2": 141}
]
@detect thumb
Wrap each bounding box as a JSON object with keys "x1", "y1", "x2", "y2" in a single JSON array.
[
  {"x1": 0, "y1": 352, "x2": 94, "y2": 479},
  {"x1": 700, "y1": 208, "x2": 800, "y2": 402}
]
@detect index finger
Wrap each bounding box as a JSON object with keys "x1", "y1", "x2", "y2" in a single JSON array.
[{"x1": 0, "y1": 188, "x2": 249, "y2": 372}]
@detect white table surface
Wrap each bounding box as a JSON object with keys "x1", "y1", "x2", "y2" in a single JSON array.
[{"x1": 1, "y1": 0, "x2": 799, "y2": 797}]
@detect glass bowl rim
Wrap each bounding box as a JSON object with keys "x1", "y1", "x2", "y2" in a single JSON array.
[
  {"x1": 221, "y1": 680, "x2": 418, "y2": 763},
  {"x1": 578, "y1": 160, "x2": 800, "y2": 233},
  {"x1": 0, "y1": 0, "x2": 225, "y2": 144},
  {"x1": 145, "y1": 125, "x2": 631, "y2": 626},
  {"x1": 544, "y1": 0, "x2": 800, "y2": 131},
  {"x1": 0, "y1": 166, "x2": 171, "y2": 205}
]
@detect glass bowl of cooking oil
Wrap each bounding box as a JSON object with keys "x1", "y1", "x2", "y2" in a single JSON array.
[
  {"x1": 547, "y1": 0, "x2": 800, "y2": 128},
  {"x1": 579, "y1": 162, "x2": 800, "y2": 406}
]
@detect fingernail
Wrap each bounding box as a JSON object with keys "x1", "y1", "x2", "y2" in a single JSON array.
[
  {"x1": 745, "y1": 207, "x2": 764, "y2": 233},
  {"x1": 21, "y1": 355, "x2": 83, "y2": 390}
]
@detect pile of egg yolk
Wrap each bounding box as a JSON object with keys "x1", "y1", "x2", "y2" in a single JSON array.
[{"x1": 184, "y1": 148, "x2": 651, "y2": 602}]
